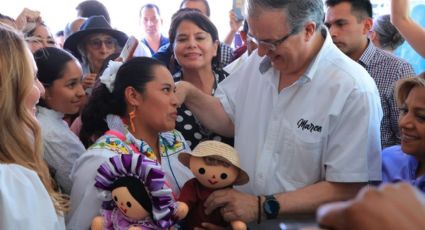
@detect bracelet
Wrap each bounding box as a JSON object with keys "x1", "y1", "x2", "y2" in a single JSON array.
[{"x1": 257, "y1": 196, "x2": 261, "y2": 224}]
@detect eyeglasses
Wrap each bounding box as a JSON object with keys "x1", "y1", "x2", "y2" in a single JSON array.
[
  {"x1": 247, "y1": 29, "x2": 297, "y2": 51},
  {"x1": 25, "y1": 36, "x2": 56, "y2": 46},
  {"x1": 87, "y1": 38, "x2": 118, "y2": 49}
]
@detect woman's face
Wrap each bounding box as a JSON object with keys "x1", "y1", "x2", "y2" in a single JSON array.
[
  {"x1": 26, "y1": 24, "x2": 57, "y2": 53},
  {"x1": 173, "y1": 20, "x2": 218, "y2": 71},
  {"x1": 135, "y1": 65, "x2": 178, "y2": 133},
  {"x1": 84, "y1": 33, "x2": 118, "y2": 70},
  {"x1": 26, "y1": 49, "x2": 45, "y2": 118},
  {"x1": 43, "y1": 60, "x2": 85, "y2": 115},
  {"x1": 399, "y1": 86, "x2": 425, "y2": 160}
]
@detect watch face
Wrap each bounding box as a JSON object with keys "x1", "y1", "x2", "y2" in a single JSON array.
[{"x1": 264, "y1": 198, "x2": 280, "y2": 218}]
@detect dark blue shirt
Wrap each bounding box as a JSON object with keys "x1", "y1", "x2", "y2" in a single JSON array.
[{"x1": 141, "y1": 35, "x2": 169, "y2": 55}]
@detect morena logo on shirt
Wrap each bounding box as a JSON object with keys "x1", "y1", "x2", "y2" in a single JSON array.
[{"x1": 297, "y1": 119, "x2": 322, "y2": 133}]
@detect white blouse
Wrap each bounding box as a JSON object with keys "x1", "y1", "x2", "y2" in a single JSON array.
[
  {"x1": 0, "y1": 164, "x2": 65, "y2": 229},
  {"x1": 37, "y1": 106, "x2": 86, "y2": 194}
]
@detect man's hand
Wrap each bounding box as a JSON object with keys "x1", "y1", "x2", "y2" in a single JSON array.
[
  {"x1": 204, "y1": 188, "x2": 257, "y2": 223},
  {"x1": 317, "y1": 183, "x2": 425, "y2": 230}
]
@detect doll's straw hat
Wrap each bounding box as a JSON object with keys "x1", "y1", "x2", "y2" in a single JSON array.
[{"x1": 178, "y1": 140, "x2": 249, "y2": 185}]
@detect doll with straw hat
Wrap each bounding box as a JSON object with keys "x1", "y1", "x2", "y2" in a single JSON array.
[{"x1": 178, "y1": 140, "x2": 249, "y2": 230}]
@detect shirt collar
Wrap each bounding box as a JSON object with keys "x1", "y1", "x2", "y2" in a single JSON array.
[
  {"x1": 37, "y1": 106, "x2": 64, "y2": 119},
  {"x1": 258, "y1": 27, "x2": 331, "y2": 84},
  {"x1": 301, "y1": 27, "x2": 330, "y2": 82},
  {"x1": 358, "y1": 39, "x2": 376, "y2": 68}
]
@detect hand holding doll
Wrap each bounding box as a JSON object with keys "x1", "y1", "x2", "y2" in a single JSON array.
[{"x1": 178, "y1": 141, "x2": 249, "y2": 230}]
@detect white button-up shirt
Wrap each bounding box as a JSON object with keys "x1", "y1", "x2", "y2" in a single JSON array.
[
  {"x1": 215, "y1": 32, "x2": 383, "y2": 195},
  {"x1": 37, "y1": 106, "x2": 86, "y2": 194}
]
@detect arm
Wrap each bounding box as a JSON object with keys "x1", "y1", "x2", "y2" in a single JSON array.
[
  {"x1": 176, "y1": 81, "x2": 234, "y2": 137},
  {"x1": 391, "y1": 0, "x2": 425, "y2": 57},
  {"x1": 317, "y1": 183, "x2": 425, "y2": 230},
  {"x1": 204, "y1": 181, "x2": 364, "y2": 223},
  {"x1": 223, "y1": 11, "x2": 243, "y2": 46}
]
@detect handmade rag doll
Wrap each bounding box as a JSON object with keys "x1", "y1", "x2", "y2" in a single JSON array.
[
  {"x1": 178, "y1": 140, "x2": 249, "y2": 230},
  {"x1": 91, "y1": 154, "x2": 187, "y2": 230}
]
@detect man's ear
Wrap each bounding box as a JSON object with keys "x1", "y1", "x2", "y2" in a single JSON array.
[
  {"x1": 363, "y1": 17, "x2": 373, "y2": 35},
  {"x1": 124, "y1": 86, "x2": 141, "y2": 107},
  {"x1": 304, "y1": 21, "x2": 317, "y2": 42}
]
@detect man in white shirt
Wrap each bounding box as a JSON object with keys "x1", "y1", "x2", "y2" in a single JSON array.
[{"x1": 176, "y1": 0, "x2": 382, "y2": 227}]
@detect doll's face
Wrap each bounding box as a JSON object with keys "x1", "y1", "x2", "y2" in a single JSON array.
[
  {"x1": 189, "y1": 156, "x2": 239, "y2": 189},
  {"x1": 112, "y1": 186, "x2": 150, "y2": 220}
]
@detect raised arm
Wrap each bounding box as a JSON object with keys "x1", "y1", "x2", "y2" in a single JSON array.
[
  {"x1": 176, "y1": 81, "x2": 234, "y2": 137},
  {"x1": 223, "y1": 11, "x2": 243, "y2": 46},
  {"x1": 391, "y1": 0, "x2": 425, "y2": 57}
]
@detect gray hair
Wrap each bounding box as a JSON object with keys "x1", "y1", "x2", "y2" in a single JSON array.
[
  {"x1": 247, "y1": 0, "x2": 324, "y2": 32},
  {"x1": 372, "y1": 14, "x2": 405, "y2": 51}
]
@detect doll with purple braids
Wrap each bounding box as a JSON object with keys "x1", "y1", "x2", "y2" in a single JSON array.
[{"x1": 91, "y1": 154, "x2": 188, "y2": 230}]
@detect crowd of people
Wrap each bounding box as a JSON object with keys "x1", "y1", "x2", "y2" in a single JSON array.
[{"x1": 1, "y1": 0, "x2": 425, "y2": 229}]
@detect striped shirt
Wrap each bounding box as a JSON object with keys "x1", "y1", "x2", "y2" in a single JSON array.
[{"x1": 359, "y1": 41, "x2": 415, "y2": 148}]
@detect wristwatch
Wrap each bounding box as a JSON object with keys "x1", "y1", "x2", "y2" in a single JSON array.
[{"x1": 263, "y1": 195, "x2": 280, "y2": 219}]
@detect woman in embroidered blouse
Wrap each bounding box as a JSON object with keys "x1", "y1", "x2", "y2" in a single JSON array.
[
  {"x1": 169, "y1": 9, "x2": 233, "y2": 148},
  {"x1": 68, "y1": 57, "x2": 193, "y2": 230},
  {"x1": 33, "y1": 47, "x2": 86, "y2": 194},
  {"x1": 0, "y1": 24, "x2": 67, "y2": 229},
  {"x1": 382, "y1": 73, "x2": 425, "y2": 192}
]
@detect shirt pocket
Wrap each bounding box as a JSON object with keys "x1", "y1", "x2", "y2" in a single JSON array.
[{"x1": 275, "y1": 127, "x2": 323, "y2": 186}]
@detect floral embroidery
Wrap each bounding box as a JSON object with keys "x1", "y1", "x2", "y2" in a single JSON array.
[{"x1": 90, "y1": 124, "x2": 187, "y2": 161}]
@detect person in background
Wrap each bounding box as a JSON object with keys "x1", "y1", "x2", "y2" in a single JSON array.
[
  {"x1": 139, "y1": 3, "x2": 169, "y2": 55},
  {"x1": 325, "y1": 0, "x2": 415, "y2": 148},
  {"x1": 55, "y1": 30, "x2": 65, "y2": 48},
  {"x1": 22, "y1": 19, "x2": 58, "y2": 53},
  {"x1": 34, "y1": 47, "x2": 86, "y2": 194},
  {"x1": 223, "y1": 10, "x2": 243, "y2": 48},
  {"x1": 170, "y1": 9, "x2": 233, "y2": 149},
  {"x1": 64, "y1": 15, "x2": 127, "y2": 91},
  {"x1": 180, "y1": 0, "x2": 233, "y2": 67},
  {"x1": 64, "y1": 17, "x2": 86, "y2": 39},
  {"x1": 224, "y1": 20, "x2": 258, "y2": 74},
  {"x1": 76, "y1": 0, "x2": 110, "y2": 24},
  {"x1": 382, "y1": 73, "x2": 425, "y2": 191},
  {"x1": 0, "y1": 24, "x2": 67, "y2": 230},
  {"x1": 154, "y1": 0, "x2": 234, "y2": 73},
  {"x1": 68, "y1": 57, "x2": 193, "y2": 230},
  {"x1": 176, "y1": 0, "x2": 382, "y2": 227},
  {"x1": 391, "y1": 0, "x2": 425, "y2": 58},
  {"x1": 393, "y1": 3, "x2": 425, "y2": 75},
  {"x1": 369, "y1": 14, "x2": 404, "y2": 53}
]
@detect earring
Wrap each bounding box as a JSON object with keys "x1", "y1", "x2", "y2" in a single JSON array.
[{"x1": 129, "y1": 108, "x2": 136, "y2": 133}]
